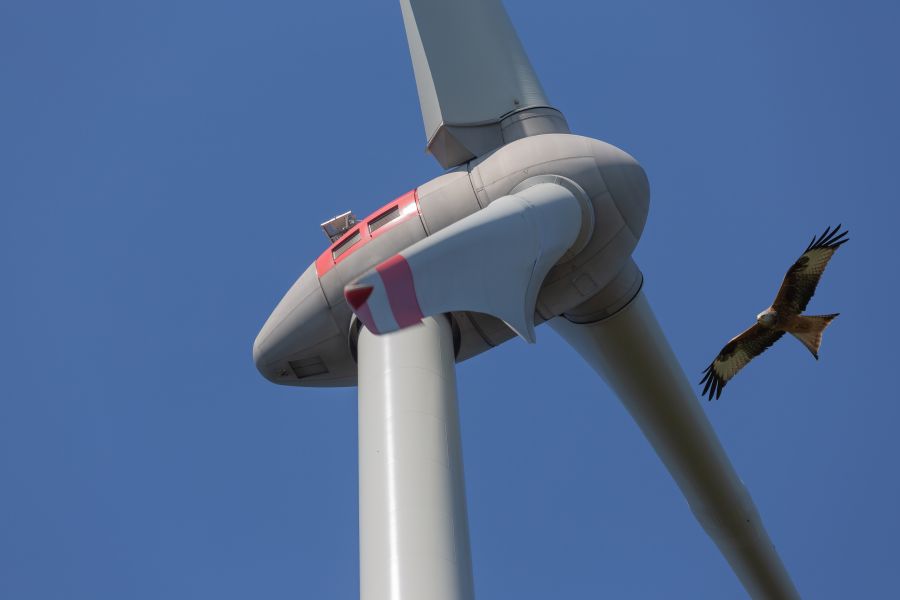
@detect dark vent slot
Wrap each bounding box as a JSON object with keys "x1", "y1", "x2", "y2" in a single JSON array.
[
  {"x1": 288, "y1": 356, "x2": 328, "y2": 379},
  {"x1": 332, "y1": 229, "x2": 361, "y2": 259},
  {"x1": 368, "y1": 205, "x2": 400, "y2": 234}
]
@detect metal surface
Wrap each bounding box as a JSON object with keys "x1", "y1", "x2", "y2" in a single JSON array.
[
  {"x1": 551, "y1": 291, "x2": 800, "y2": 600},
  {"x1": 400, "y1": 0, "x2": 565, "y2": 167},
  {"x1": 357, "y1": 316, "x2": 474, "y2": 600},
  {"x1": 321, "y1": 211, "x2": 359, "y2": 243},
  {"x1": 347, "y1": 181, "x2": 587, "y2": 342},
  {"x1": 254, "y1": 134, "x2": 649, "y2": 388}
]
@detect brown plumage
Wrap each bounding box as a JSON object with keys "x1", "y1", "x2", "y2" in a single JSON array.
[{"x1": 700, "y1": 225, "x2": 848, "y2": 400}]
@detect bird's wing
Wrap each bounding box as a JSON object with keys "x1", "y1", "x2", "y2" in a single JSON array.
[
  {"x1": 772, "y1": 225, "x2": 848, "y2": 315},
  {"x1": 700, "y1": 324, "x2": 785, "y2": 400}
]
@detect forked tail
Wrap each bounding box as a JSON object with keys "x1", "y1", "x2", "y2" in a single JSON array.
[{"x1": 790, "y1": 313, "x2": 839, "y2": 359}]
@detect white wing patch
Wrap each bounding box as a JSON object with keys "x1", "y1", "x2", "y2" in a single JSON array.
[
  {"x1": 714, "y1": 348, "x2": 751, "y2": 381},
  {"x1": 700, "y1": 324, "x2": 785, "y2": 400},
  {"x1": 773, "y1": 225, "x2": 848, "y2": 315},
  {"x1": 796, "y1": 247, "x2": 836, "y2": 276}
]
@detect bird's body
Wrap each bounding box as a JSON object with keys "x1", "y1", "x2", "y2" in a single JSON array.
[{"x1": 700, "y1": 226, "x2": 848, "y2": 400}]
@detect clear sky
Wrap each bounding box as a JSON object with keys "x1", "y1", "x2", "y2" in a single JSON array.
[{"x1": 2, "y1": 1, "x2": 898, "y2": 598}]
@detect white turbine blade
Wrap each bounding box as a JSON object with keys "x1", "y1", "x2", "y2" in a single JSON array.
[
  {"x1": 400, "y1": 0, "x2": 547, "y2": 131},
  {"x1": 400, "y1": 0, "x2": 566, "y2": 168},
  {"x1": 345, "y1": 182, "x2": 584, "y2": 343},
  {"x1": 551, "y1": 291, "x2": 800, "y2": 600}
]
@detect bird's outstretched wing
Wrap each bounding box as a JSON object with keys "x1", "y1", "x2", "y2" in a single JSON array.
[
  {"x1": 700, "y1": 324, "x2": 785, "y2": 400},
  {"x1": 772, "y1": 225, "x2": 848, "y2": 315}
]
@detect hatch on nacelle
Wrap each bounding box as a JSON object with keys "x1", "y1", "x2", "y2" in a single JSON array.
[{"x1": 315, "y1": 190, "x2": 421, "y2": 277}]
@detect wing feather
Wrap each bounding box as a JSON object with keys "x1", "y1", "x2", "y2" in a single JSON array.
[
  {"x1": 772, "y1": 225, "x2": 848, "y2": 315},
  {"x1": 699, "y1": 324, "x2": 785, "y2": 400}
]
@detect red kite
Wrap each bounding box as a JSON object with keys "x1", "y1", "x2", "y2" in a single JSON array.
[{"x1": 700, "y1": 225, "x2": 848, "y2": 400}]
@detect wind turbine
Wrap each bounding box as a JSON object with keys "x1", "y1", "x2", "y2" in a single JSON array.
[{"x1": 253, "y1": 1, "x2": 800, "y2": 598}]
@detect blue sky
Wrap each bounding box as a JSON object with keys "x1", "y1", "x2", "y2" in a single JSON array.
[{"x1": 2, "y1": 1, "x2": 898, "y2": 598}]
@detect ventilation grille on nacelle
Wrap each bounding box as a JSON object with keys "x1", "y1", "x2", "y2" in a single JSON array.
[
  {"x1": 288, "y1": 356, "x2": 328, "y2": 379},
  {"x1": 368, "y1": 205, "x2": 400, "y2": 234},
  {"x1": 332, "y1": 230, "x2": 361, "y2": 260}
]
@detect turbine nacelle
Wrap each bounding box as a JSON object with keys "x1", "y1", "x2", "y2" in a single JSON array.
[{"x1": 253, "y1": 134, "x2": 650, "y2": 387}]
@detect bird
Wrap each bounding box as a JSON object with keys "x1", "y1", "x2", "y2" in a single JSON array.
[{"x1": 700, "y1": 225, "x2": 848, "y2": 401}]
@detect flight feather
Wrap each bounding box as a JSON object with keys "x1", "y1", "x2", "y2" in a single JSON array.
[
  {"x1": 700, "y1": 325, "x2": 785, "y2": 400},
  {"x1": 772, "y1": 225, "x2": 848, "y2": 315}
]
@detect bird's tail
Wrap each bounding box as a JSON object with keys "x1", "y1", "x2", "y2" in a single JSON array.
[{"x1": 790, "y1": 313, "x2": 839, "y2": 359}]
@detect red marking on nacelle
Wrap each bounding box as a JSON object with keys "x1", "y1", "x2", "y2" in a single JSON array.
[
  {"x1": 344, "y1": 284, "x2": 374, "y2": 310},
  {"x1": 353, "y1": 297, "x2": 379, "y2": 335},
  {"x1": 315, "y1": 189, "x2": 421, "y2": 277},
  {"x1": 376, "y1": 254, "x2": 424, "y2": 328}
]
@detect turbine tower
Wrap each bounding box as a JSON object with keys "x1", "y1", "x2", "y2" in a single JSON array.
[{"x1": 253, "y1": 1, "x2": 800, "y2": 598}]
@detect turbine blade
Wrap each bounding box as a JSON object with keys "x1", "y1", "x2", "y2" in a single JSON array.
[
  {"x1": 550, "y1": 290, "x2": 800, "y2": 600},
  {"x1": 346, "y1": 182, "x2": 584, "y2": 343},
  {"x1": 399, "y1": 0, "x2": 567, "y2": 168}
]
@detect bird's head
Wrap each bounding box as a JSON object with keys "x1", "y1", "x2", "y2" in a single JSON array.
[{"x1": 756, "y1": 310, "x2": 777, "y2": 328}]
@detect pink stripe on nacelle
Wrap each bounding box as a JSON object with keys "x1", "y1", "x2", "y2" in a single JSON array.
[
  {"x1": 344, "y1": 285, "x2": 381, "y2": 334},
  {"x1": 376, "y1": 254, "x2": 424, "y2": 328},
  {"x1": 355, "y1": 301, "x2": 380, "y2": 335}
]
